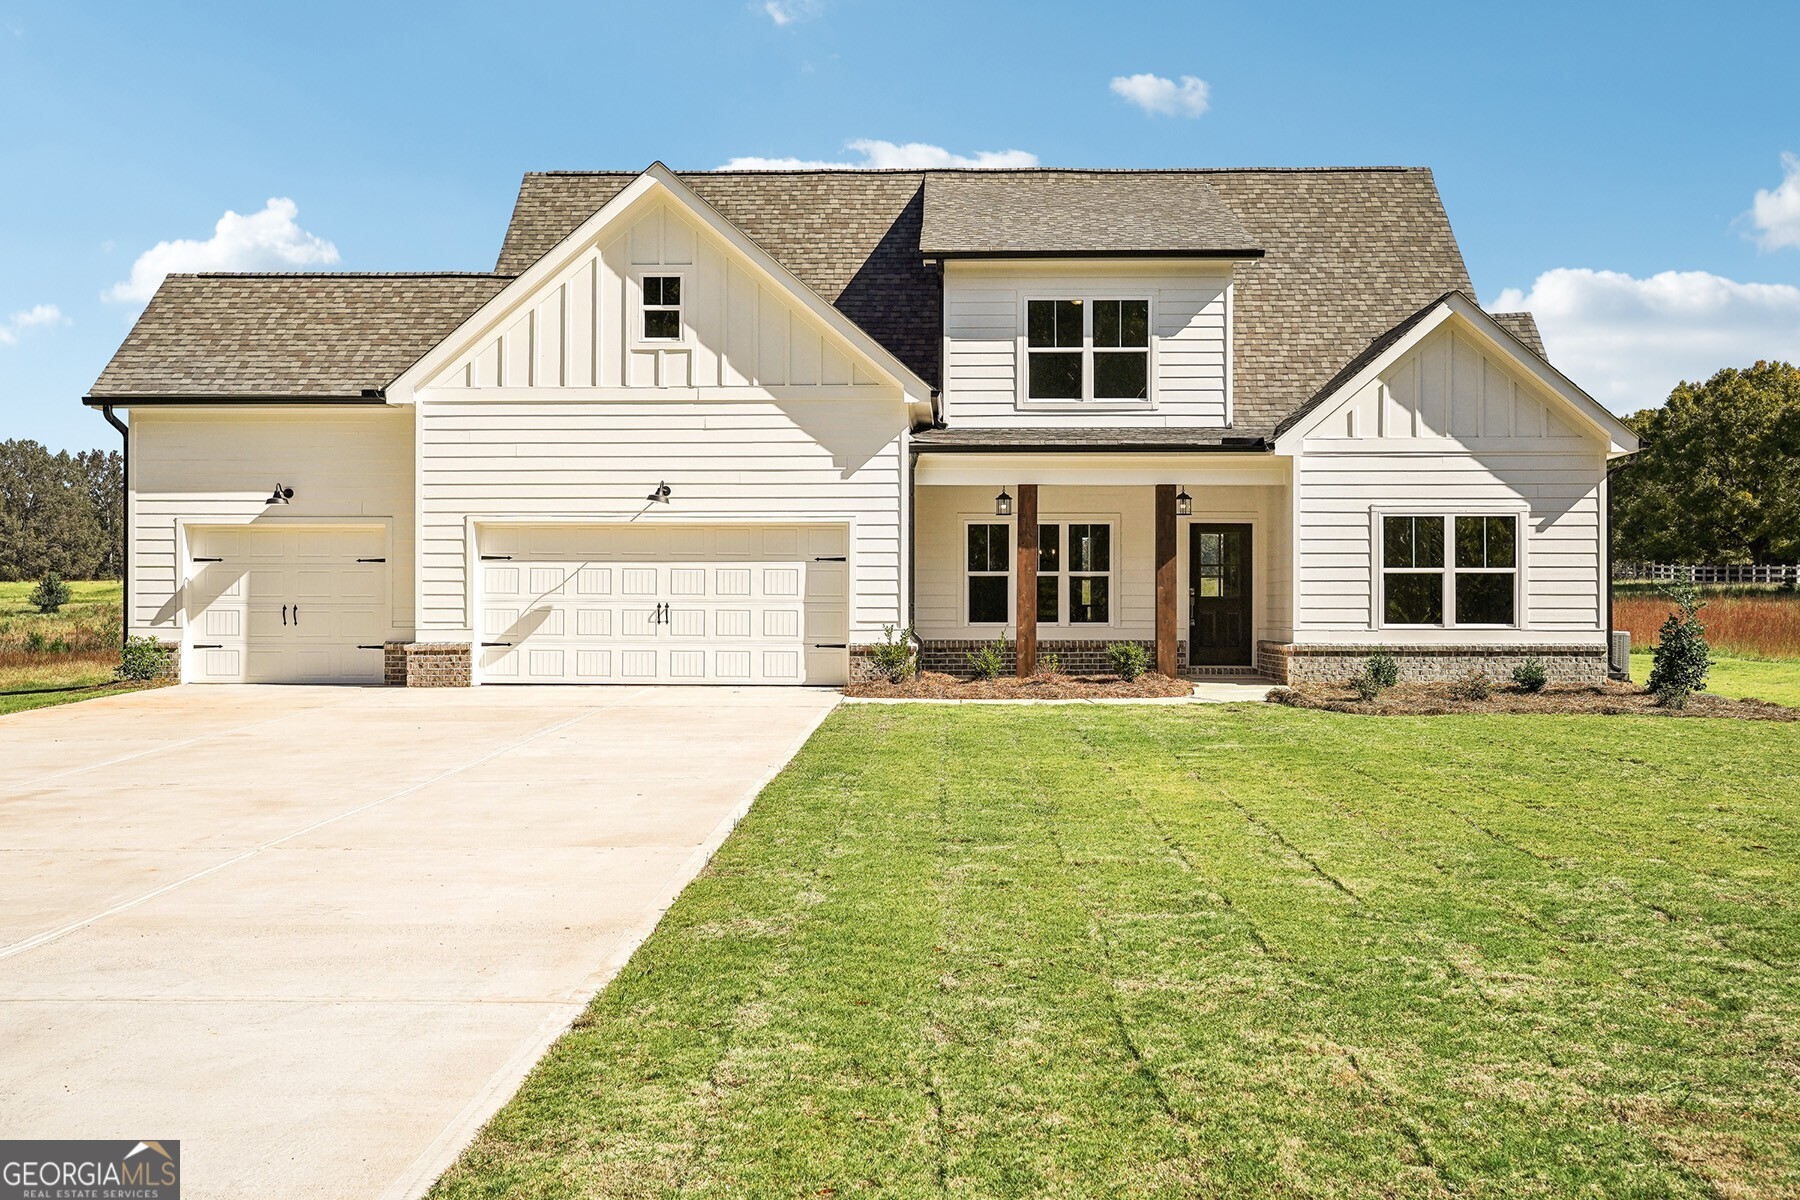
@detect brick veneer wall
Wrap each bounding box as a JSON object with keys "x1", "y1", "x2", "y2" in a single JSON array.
[
  {"x1": 385, "y1": 641, "x2": 473, "y2": 687},
  {"x1": 1258, "y1": 641, "x2": 1608, "y2": 685},
  {"x1": 154, "y1": 640, "x2": 182, "y2": 682},
  {"x1": 903, "y1": 638, "x2": 1189, "y2": 677}
]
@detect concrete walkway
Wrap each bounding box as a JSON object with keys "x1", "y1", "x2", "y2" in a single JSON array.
[{"x1": 0, "y1": 684, "x2": 838, "y2": 1199}]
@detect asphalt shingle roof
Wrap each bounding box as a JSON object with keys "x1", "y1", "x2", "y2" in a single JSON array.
[
  {"x1": 88, "y1": 273, "x2": 510, "y2": 399},
  {"x1": 919, "y1": 171, "x2": 1259, "y2": 257},
  {"x1": 1491, "y1": 311, "x2": 1547, "y2": 359}
]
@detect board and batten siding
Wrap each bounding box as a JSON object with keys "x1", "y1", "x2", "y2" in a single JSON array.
[
  {"x1": 941, "y1": 260, "x2": 1231, "y2": 427},
  {"x1": 426, "y1": 200, "x2": 886, "y2": 395},
  {"x1": 1291, "y1": 323, "x2": 1607, "y2": 642},
  {"x1": 126, "y1": 407, "x2": 415, "y2": 637},
  {"x1": 414, "y1": 397, "x2": 906, "y2": 639}
]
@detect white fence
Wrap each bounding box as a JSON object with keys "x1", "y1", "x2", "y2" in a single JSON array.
[{"x1": 1615, "y1": 562, "x2": 1800, "y2": 586}]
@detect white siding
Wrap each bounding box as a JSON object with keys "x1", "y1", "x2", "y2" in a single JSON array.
[
  {"x1": 942, "y1": 260, "x2": 1231, "y2": 427},
  {"x1": 428, "y1": 200, "x2": 882, "y2": 395},
  {"x1": 1291, "y1": 324, "x2": 1607, "y2": 642},
  {"x1": 415, "y1": 396, "x2": 905, "y2": 639},
  {"x1": 128, "y1": 407, "x2": 415, "y2": 638},
  {"x1": 914, "y1": 483, "x2": 1284, "y2": 644}
]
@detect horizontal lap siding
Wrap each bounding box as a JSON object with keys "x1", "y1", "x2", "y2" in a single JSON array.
[
  {"x1": 1294, "y1": 448, "x2": 1606, "y2": 639},
  {"x1": 942, "y1": 264, "x2": 1230, "y2": 428},
  {"x1": 129, "y1": 408, "x2": 415, "y2": 636},
  {"x1": 417, "y1": 396, "x2": 904, "y2": 637}
]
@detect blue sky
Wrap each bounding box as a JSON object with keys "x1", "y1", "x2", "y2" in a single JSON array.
[{"x1": 3, "y1": 0, "x2": 1798, "y2": 449}]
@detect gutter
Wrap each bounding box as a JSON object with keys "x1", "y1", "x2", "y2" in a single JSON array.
[
  {"x1": 99, "y1": 404, "x2": 129, "y2": 649},
  {"x1": 911, "y1": 437, "x2": 1272, "y2": 453},
  {"x1": 81, "y1": 390, "x2": 387, "y2": 407}
]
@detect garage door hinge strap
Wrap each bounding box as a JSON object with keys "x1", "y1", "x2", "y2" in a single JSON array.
[
  {"x1": 357, "y1": 557, "x2": 386, "y2": 563},
  {"x1": 192, "y1": 556, "x2": 223, "y2": 563},
  {"x1": 480, "y1": 554, "x2": 512, "y2": 561},
  {"x1": 813, "y1": 555, "x2": 847, "y2": 561},
  {"x1": 357, "y1": 644, "x2": 384, "y2": 650},
  {"x1": 813, "y1": 643, "x2": 848, "y2": 649},
  {"x1": 481, "y1": 641, "x2": 513, "y2": 647},
  {"x1": 193, "y1": 643, "x2": 222, "y2": 649}
]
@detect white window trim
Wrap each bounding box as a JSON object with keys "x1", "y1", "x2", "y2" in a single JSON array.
[
  {"x1": 963, "y1": 518, "x2": 1013, "y2": 626},
  {"x1": 633, "y1": 270, "x2": 686, "y2": 346},
  {"x1": 1032, "y1": 518, "x2": 1118, "y2": 629},
  {"x1": 1015, "y1": 293, "x2": 1157, "y2": 412},
  {"x1": 1372, "y1": 507, "x2": 1529, "y2": 631}
]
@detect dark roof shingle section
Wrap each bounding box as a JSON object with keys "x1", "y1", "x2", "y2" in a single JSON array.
[
  {"x1": 1490, "y1": 311, "x2": 1547, "y2": 359},
  {"x1": 496, "y1": 170, "x2": 942, "y2": 387},
  {"x1": 89, "y1": 273, "x2": 509, "y2": 398},
  {"x1": 919, "y1": 172, "x2": 1258, "y2": 256}
]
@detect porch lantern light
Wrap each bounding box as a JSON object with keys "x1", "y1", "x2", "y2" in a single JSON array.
[
  {"x1": 994, "y1": 487, "x2": 1013, "y2": 517},
  {"x1": 266, "y1": 484, "x2": 293, "y2": 505},
  {"x1": 1175, "y1": 487, "x2": 1193, "y2": 517}
]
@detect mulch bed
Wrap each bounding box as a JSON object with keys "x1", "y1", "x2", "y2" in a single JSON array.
[
  {"x1": 847, "y1": 670, "x2": 1193, "y2": 700},
  {"x1": 1272, "y1": 680, "x2": 1797, "y2": 720}
]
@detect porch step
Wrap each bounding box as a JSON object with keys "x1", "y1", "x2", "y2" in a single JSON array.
[{"x1": 1182, "y1": 667, "x2": 1276, "y2": 681}]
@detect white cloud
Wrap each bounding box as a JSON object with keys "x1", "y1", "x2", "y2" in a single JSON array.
[
  {"x1": 104, "y1": 198, "x2": 339, "y2": 304},
  {"x1": 1749, "y1": 152, "x2": 1800, "y2": 251},
  {"x1": 761, "y1": 0, "x2": 820, "y2": 25},
  {"x1": 1109, "y1": 73, "x2": 1211, "y2": 118},
  {"x1": 720, "y1": 138, "x2": 1038, "y2": 170},
  {"x1": 0, "y1": 303, "x2": 68, "y2": 346},
  {"x1": 1490, "y1": 267, "x2": 1800, "y2": 412}
]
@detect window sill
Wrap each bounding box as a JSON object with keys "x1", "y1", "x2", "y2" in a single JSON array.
[{"x1": 1016, "y1": 399, "x2": 1156, "y2": 413}]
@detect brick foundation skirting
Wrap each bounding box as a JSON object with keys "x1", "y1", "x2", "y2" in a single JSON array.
[
  {"x1": 1258, "y1": 641, "x2": 1609, "y2": 686},
  {"x1": 889, "y1": 638, "x2": 1189, "y2": 678},
  {"x1": 154, "y1": 640, "x2": 181, "y2": 682},
  {"x1": 385, "y1": 641, "x2": 473, "y2": 688}
]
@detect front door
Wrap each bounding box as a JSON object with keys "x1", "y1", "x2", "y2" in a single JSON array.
[{"x1": 1189, "y1": 524, "x2": 1252, "y2": 666}]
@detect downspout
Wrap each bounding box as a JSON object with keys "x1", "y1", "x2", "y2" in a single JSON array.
[
  {"x1": 100, "y1": 404, "x2": 129, "y2": 649},
  {"x1": 1605, "y1": 457, "x2": 1626, "y2": 680}
]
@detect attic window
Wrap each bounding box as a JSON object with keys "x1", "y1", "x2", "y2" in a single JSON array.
[
  {"x1": 642, "y1": 275, "x2": 682, "y2": 341},
  {"x1": 1024, "y1": 297, "x2": 1151, "y2": 405}
]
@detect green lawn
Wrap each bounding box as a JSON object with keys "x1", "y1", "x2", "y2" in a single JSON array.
[
  {"x1": 0, "y1": 579, "x2": 131, "y2": 716},
  {"x1": 1632, "y1": 650, "x2": 1800, "y2": 708},
  {"x1": 432, "y1": 705, "x2": 1800, "y2": 1199}
]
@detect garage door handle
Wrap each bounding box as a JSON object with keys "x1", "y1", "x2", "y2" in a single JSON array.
[
  {"x1": 282, "y1": 604, "x2": 287, "y2": 626},
  {"x1": 293, "y1": 605, "x2": 300, "y2": 626}
]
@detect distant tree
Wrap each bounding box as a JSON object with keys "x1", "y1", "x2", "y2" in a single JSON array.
[
  {"x1": 0, "y1": 440, "x2": 116, "y2": 581},
  {"x1": 73, "y1": 448, "x2": 124, "y2": 579},
  {"x1": 1613, "y1": 361, "x2": 1800, "y2": 565}
]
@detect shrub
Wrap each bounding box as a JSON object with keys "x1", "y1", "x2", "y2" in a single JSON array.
[
  {"x1": 25, "y1": 630, "x2": 47, "y2": 653},
  {"x1": 48, "y1": 637, "x2": 70, "y2": 654},
  {"x1": 116, "y1": 635, "x2": 171, "y2": 682},
  {"x1": 1350, "y1": 672, "x2": 1381, "y2": 702},
  {"x1": 1511, "y1": 658, "x2": 1549, "y2": 693},
  {"x1": 1037, "y1": 651, "x2": 1062, "y2": 677},
  {"x1": 1106, "y1": 641, "x2": 1149, "y2": 680},
  {"x1": 966, "y1": 637, "x2": 1009, "y2": 680},
  {"x1": 1451, "y1": 668, "x2": 1492, "y2": 701},
  {"x1": 30, "y1": 573, "x2": 70, "y2": 614},
  {"x1": 1647, "y1": 584, "x2": 1712, "y2": 709},
  {"x1": 867, "y1": 624, "x2": 916, "y2": 683},
  {"x1": 1365, "y1": 650, "x2": 1399, "y2": 689}
]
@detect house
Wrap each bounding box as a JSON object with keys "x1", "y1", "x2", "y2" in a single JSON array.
[{"x1": 86, "y1": 163, "x2": 1639, "y2": 688}]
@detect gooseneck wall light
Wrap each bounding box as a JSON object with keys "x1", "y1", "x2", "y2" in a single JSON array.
[{"x1": 266, "y1": 484, "x2": 294, "y2": 505}]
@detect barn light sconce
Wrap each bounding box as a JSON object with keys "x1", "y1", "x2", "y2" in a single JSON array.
[
  {"x1": 646, "y1": 481, "x2": 672, "y2": 504},
  {"x1": 1175, "y1": 487, "x2": 1193, "y2": 517},
  {"x1": 994, "y1": 487, "x2": 1013, "y2": 517},
  {"x1": 266, "y1": 484, "x2": 294, "y2": 505}
]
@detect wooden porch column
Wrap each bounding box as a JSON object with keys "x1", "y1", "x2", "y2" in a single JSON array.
[
  {"x1": 1154, "y1": 484, "x2": 1178, "y2": 677},
  {"x1": 1015, "y1": 484, "x2": 1038, "y2": 677}
]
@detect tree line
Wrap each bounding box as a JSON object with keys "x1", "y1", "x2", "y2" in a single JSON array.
[
  {"x1": 1613, "y1": 360, "x2": 1800, "y2": 567},
  {"x1": 0, "y1": 439, "x2": 123, "y2": 581}
]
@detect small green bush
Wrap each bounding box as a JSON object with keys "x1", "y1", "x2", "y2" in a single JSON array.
[
  {"x1": 1106, "y1": 642, "x2": 1149, "y2": 680},
  {"x1": 867, "y1": 624, "x2": 917, "y2": 683},
  {"x1": 1037, "y1": 651, "x2": 1062, "y2": 677},
  {"x1": 25, "y1": 630, "x2": 47, "y2": 653},
  {"x1": 30, "y1": 573, "x2": 70, "y2": 614},
  {"x1": 1511, "y1": 658, "x2": 1549, "y2": 693},
  {"x1": 1365, "y1": 650, "x2": 1399, "y2": 689},
  {"x1": 1350, "y1": 672, "x2": 1381, "y2": 702},
  {"x1": 966, "y1": 637, "x2": 1009, "y2": 680},
  {"x1": 1451, "y1": 668, "x2": 1492, "y2": 701},
  {"x1": 1647, "y1": 584, "x2": 1711, "y2": 709},
  {"x1": 116, "y1": 635, "x2": 171, "y2": 683}
]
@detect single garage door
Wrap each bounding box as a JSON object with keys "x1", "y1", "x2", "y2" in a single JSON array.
[
  {"x1": 478, "y1": 523, "x2": 848, "y2": 686},
  {"x1": 186, "y1": 526, "x2": 390, "y2": 684}
]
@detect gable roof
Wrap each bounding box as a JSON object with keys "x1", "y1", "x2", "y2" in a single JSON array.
[
  {"x1": 919, "y1": 171, "x2": 1259, "y2": 258},
  {"x1": 86, "y1": 273, "x2": 508, "y2": 401},
  {"x1": 1490, "y1": 311, "x2": 1547, "y2": 358}
]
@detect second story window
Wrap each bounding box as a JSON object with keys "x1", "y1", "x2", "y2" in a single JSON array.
[
  {"x1": 1024, "y1": 297, "x2": 1151, "y2": 404},
  {"x1": 642, "y1": 275, "x2": 682, "y2": 341}
]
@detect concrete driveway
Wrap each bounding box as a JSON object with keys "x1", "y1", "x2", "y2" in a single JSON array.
[{"x1": 0, "y1": 684, "x2": 838, "y2": 1199}]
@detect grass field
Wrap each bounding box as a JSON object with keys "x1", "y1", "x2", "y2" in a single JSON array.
[
  {"x1": 0, "y1": 580, "x2": 132, "y2": 715},
  {"x1": 430, "y1": 705, "x2": 1800, "y2": 1199},
  {"x1": 1616, "y1": 582, "x2": 1800, "y2": 660},
  {"x1": 1634, "y1": 650, "x2": 1800, "y2": 708}
]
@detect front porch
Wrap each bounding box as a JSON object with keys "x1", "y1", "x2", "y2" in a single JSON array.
[{"x1": 910, "y1": 449, "x2": 1292, "y2": 679}]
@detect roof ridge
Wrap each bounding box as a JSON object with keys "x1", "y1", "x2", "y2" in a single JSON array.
[
  {"x1": 523, "y1": 165, "x2": 1426, "y2": 177},
  {"x1": 171, "y1": 271, "x2": 510, "y2": 280}
]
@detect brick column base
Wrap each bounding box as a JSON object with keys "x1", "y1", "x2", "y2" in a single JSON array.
[{"x1": 385, "y1": 641, "x2": 474, "y2": 687}]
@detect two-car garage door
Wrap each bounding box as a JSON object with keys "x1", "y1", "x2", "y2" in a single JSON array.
[{"x1": 478, "y1": 524, "x2": 848, "y2": 686}]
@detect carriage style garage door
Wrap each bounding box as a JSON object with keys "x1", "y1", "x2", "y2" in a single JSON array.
[
  {"x1": 477, "y1": 523, "x2": 849, "y2": 686},
  {"x1": 186, "y1": 525, "x2": 390, "y2": 684}
]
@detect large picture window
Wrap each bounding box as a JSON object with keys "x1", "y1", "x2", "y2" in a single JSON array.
[
  {"x1": 1025, "y1": 298, "x2": 1150, "y2": 404},
  {"x1": 1381, "y1": 514, "x2": 1518, "y2": 627},
  {"x1": 967, "y1": 523, "x2": 1010, "y2": 624},
  {"x1": 1032, "y1": 522, "x2": 1112, "y2": 625}
]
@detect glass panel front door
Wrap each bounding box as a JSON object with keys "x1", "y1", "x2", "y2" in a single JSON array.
[{"x1": 1189, "y1": 524, "x2": 1252, "y2": 666}]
